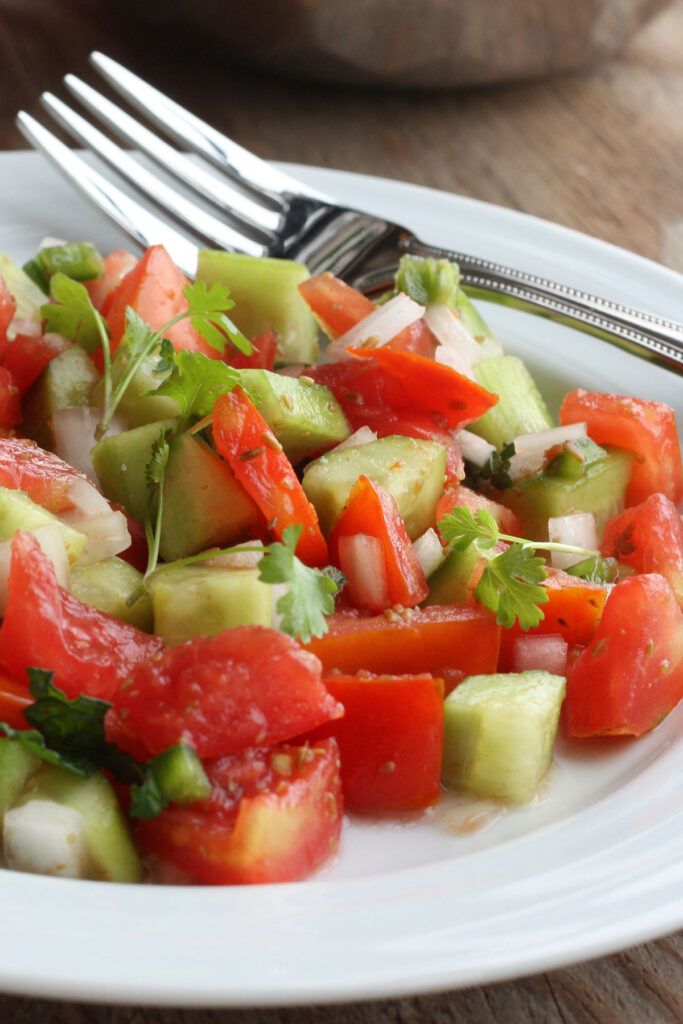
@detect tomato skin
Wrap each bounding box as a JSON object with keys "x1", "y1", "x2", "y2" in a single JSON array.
[
  {"x1": 436, "y1": 482, "x2": 524, "y2": 536},
  {"x1": 102, "y1": 245, "x2": 219, "y2": 361},
  {"x1": 211, "y1": 387, "x2": 328, "y2": 566},
  {"x1": 308, "y1": 672, "x2": 444, "y2": 812},
  {"x1": 498, "y1": 568, "x2": 607, "y2": 671},
  {"x1": 0, "y1": 672, "x2": 32, "y2": 730},
  {"x1": 564, "y1": 574, "x2": 683, "y2": 738},
  {"x1": 385, "y1": 319, "x2": 438, "y2": 359},
  {"x1": 223, "y1": 330, "x2": 278, "y2": 371},
  {"x1": 330, "y1": 476, "x2": 428, "y2": 612},
  {"x1": 111, "y1": 626, "x2": 343, "y2": 759},
  {"x1": 0, "y1": 275, "x2": 16, "y2": 360},
  {"x1": 559, "y1": 389, "x2": 683, "y2": 506},
  {"x1": 0, "y1": 437, "x2": 85, "y2": 512},
  {"x1": 0, "y1": 532, "x2": 165, "y2": 700},
  {"x1": 85, "y1": 248, "x2": 138, "y2": 311},
  {"x1": 298, "y1": 272, "x2": 375, "y2": 337},
  {"x1": 601, "y1": 493, "x2": 683, "y2": 607},
  {"x1": 3, "y1": 331, "x2": 67, "y2": 395},
  {"x1": 136, "y1": 738, "x2": 343, "y2": 884},
  {"x1": 305, "y1": 605, "x2": 501, "y2": 693}
]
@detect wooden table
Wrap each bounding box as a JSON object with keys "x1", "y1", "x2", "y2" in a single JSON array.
[{"x1": 0, "y1": 1, "x2": 682, "y2": 1021}]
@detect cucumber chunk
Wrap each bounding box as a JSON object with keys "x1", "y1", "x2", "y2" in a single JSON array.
[
  {"x1": 151, "y1": 744, "x2": 211, "y2": 805},
  {"x1": 0, "y1": 739, "x2": 42, "y2": 818},
  {"x1": 442, "y1": 670, "x2": 566, "y2": 804},
  {"x1": 470, "y1": 357, "x2": 554, "y2": 448},
  {"x1": 68, "y1": 557, "x2": 153, "y2": 632}
]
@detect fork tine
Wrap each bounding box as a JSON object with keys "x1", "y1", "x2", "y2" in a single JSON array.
[
  {"x1": 63, "y1": 75, "x2": 282, "y2": 237},
  {"x1": 40, "y1": 92, "x2": 268, "y2": 259},
  {"x1": 16, "y1": 111, "x2": 200, "y2": 276},
  {"x1": 90, "y1": 52, "x2": 329, "y2": 207}
]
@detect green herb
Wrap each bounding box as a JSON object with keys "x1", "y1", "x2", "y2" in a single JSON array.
[
  {"x1": 438, "y1": 507, "x2": 600, "y2": 630},
  {"x1": 183, "y1": 280, "x2": 251, "y2": 354},
  {"x1": 150, "y1": 349, "x2": 241, "y2": 432},
  {"x1": 395, "y1": 254, "x2": 461, "y2": 307},
  {"x1": 258, "y1": 525, "x2": 338, "y2": 643},
  {"x1": 464, "y1": 442, "x2": 515, "y2": 493},
  {"x1": 143, "y1": 427, "x2": 172, "y2": 578},
  {"x1": 0, "y1": 669, "x2": 202, "y2": 820}
]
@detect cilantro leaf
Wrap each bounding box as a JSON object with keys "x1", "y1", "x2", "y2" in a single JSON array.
[
  {"x1": 258, "y1": 525, "x2": 338, "y2": 643},
  {"x1": 183, "y1": 281, "x2": 252, "y2": 354},
  {"x1": 465, "y1": 442, "x2": 515, "y2": 493},
  {"x1": 474, "y1": 545, "x2": 549, "y2": 630},
  {"x1": 438, "y1": 506, "x2": 500, "y2": 551},
  {"x1": 143, "y1": 428, "x2": 172, "y2": 578},
  {"x1": 41, "y1": 273, "x2": 110, "y2": 354},
  {"x1": 129, "y1": 773, "x2": 167, "y2": 820},
  {"x1": 150, "y1": 349, "x2": 241, "y2": 427}
]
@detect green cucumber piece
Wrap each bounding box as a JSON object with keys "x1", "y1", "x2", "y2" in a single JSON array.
[
  {"x1": 0, "y1": 486, "x2": 86, "y2": 563},
  {"x1": 442, "y1": 670, "x2": 566, "y2": 804},
  {"x1": 151, "y1": 744, "x2": 211, "y2": 805},
  {"x1": 22, "y1": 345, "x2": 101, "y2": 450},
  {"x1": 0, "y1": 250, "x2": 46, "y2": 323},
  {"x1": 68, "y1": 557, "x2": 153, "y2": 632},
  {"x1": 470, "y1": 356, "x2": 554, "y2": 448},
  {"x1": 91, "y1": 347, "x2": 181, "y2": 428},
  {"x1": 27, "y1": 242, "x2": 104, "y2": 285},
  {"x1": 423, "y1": 542, "x2": 484, "y2": 606},
  {"x1": 0, "y1": 739, "x2": 42, "y2": 818}
]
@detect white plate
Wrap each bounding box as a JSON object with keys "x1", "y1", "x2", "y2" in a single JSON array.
[{"x1": 0, "y1": 150, "x2": 681, "y2": 1007}]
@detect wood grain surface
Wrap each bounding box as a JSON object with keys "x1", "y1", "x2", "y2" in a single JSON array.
[{"x1": 0, "y1": 1, "x2": 681, "y2": 1021}]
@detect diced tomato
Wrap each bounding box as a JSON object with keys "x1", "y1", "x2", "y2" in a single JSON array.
[
  {"x1": 102, "y1": 245, "x2": 220, "y2": 362},
  {"x1": 0, "y1": 275, "x2": 16, "y2": 360},
  {"x1": 564, "y1": 574, "x2": 683, "y2": 737},
  {"x1": 307, "y1": 672, "x2": 444, "y2": 812},
  {"x1": 2, "y1": 331, "x2": 67, "y2": 395},
  {"x1": 110, "y1": 626, "x2": 342, "y2": 759},
  {"x1": 0, "y1": 366, "x2": 21, "y2": 429},
  {"x1": 559, "y1": 389, "x2": 683, "y2": 506},
  {"x1": 385, "y1": 319, "x2": 438, "y2": 359},
  {"x1": 498, "y1": 568, "x2": 607, "y2": 671},
  {"x1": 211, "y1": 387, "x2": 328, "y2": 566},
  {"x1": 0, "y1": 672, "x2": 32, "y2": 730},
  {"x1": 223, "y1": 330, "x2": 277, "y2": 371},
  {"x1": 436, "y1": 482, "x2": 524, "y2": 536},
  {"x1": 304, "y1": 605, "x2": 501, "y2": 693},
  {"x1": 298, "y1": 272, "x2": 375, "y2": 337},
  {"x1": 601, "y1": 493, "x2": 683, "y2": 607},
  {"x1": 136, "y1": 739, "x2": 343, "y2": 885},
  {"x1": 0, "y1": 532, "x2": 164, "y2": 700},
  {"x1": 85, "y1": 248, "x2": 138, "y2": 311},
  {"x1": 0, "y1": 437, "x2": 85, "y2": 512},
  {"x1": 329, "y1": 475, "x2": 428, "y2": 612}
]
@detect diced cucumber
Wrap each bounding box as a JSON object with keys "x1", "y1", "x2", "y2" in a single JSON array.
[
  {"x1": 0, "y1": 739, "x2": 42, "y2": 818},
  {"x1": 0, "y1": 485, "x2": 86, "y2": 563},
  {"x1": 442, "y1": 670, "x2": 566, "y2": 804},
  {"x1": 68, "y1": 557, "x2": 153, "y2": 632},
  {"x1": 151, "y1": 744, "x2": 211, "y2": 805},
  {"x1": 22, "y1": 346, "x2": 101, "y2": 450},
  {"x1": 470, "y1": 356, "x2": 554, "y2": 448},
  {"x1": 422, "y1": 542, "x2": 484, "y2": 606},
  {"x1": 91, "y1": 347, "x2": 181, "y2": 428},
  {"x1": 0, "y1": 250, "x2": 46, "y2": 324}
]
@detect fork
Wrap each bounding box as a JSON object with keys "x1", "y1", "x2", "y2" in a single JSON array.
[{"x1": 16, "y1": 52, "x2": 683, "y2": 375}]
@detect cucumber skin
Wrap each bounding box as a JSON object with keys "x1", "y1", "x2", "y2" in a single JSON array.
[{"x1": 470, "y1": 356, "x2": 554, "y2": 448}]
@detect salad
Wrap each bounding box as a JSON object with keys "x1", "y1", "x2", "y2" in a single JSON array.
[{"x1": 0, "y1": 238, "x2": 680, "y2": 887}]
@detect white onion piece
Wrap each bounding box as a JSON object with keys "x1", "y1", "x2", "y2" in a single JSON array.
[
  {"x1": 39, "y1": 235, "x2": 68, "y2": 250},
  {"x1": 456, "y1": 429, "x2": 496, "y2": 468},
  {"x1": 424, "y1": 304, "x2": 483, "y2": 366},
  {"x1": 548, "y1": 513, "x2": 599, "y2": 569},
  {"x1": 0, "y1": 524, "x2": 69, "y2": 615},
  {"x1": 510, "y1": 634, "x2": 568, "y2": 676},
  {"x1": 66, "y1": 476, "x2": 111, "y2": 517},
  {"x1": 52, "y1": 407, "x2": 127, "y2": 482},
  {"x1": 204, "y1": 541, "x2": 265, "y2": 570},
  {"x1": 508, "y1": 422, "x2": 588, "y2": 481},
  {"x1": 337, "y1": 533, "x2": 389, "y2": 613},
  {"x1": 412, "y1": 528, "x2": 444, "y2": 578},
  {"x1": 65, "y1": 510, "x2": 131, "y2": 566},
  {"x1": 8, "y1": 316, "x2": 42, "y2": 339},
  {"x1": 434, "y1": 345, "x2": 476, "y2": 380},
  {"x1": 275, "y1": 363, "x2": 307, "y2": 378},
  {"x1": 329, "y1": 425, "x2": 378, "y2": 453},
  {"x1": 3, "y1": 800, "x2": 90, "y2": 879},
  {"x1": 325, "y1": 294, "x2": 425, "y2": 360}
]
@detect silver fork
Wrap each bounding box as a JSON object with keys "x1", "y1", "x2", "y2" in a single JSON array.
[{"x1": 16, "y1": 51, "x2": 683, "y2": 375}]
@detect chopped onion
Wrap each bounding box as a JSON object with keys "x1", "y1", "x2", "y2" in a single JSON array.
[
  {"x1": 204, "y1": 541, "x2": 265, "y2": 570},
  {"x1": 8, "y1": 316, "x2": 42, "y2": 340},
  {"x1": 3, "y1": 799, "x2": 90, "y2": 879},
  {"x1": 66, "y1": 476, "x2": 111, "y2": 517},
  {"x1": 412, "y1": 528, "x2": 444, "y2": 578},
  {"x1": 52, "y1": 407, "x2": 127, "y2": 482},
  {"x1": 548, "y1": 513, "x2": 599, "y2": 569},
  {"x1": 328, "y1": 425, "x2": 378, "y2": 453},
  {"x1": 275, "y1": 364, "x2": 307, "y2": 378},
  {"x1": 39, "y1": 235, "x2": 68, "y2": 250},
  {"x1": 424, "y1": 304, "x2": 483, "y2": 366},
  {"x1": 508, "y1": 422, "x2": 588, "y2": 481},
  {"x1": 0, "y1": 524, "x2": 69, "y2": 615},
  {"x1": 337, "y1": 533, "x2": 389, "y2": 613},
  {"x1": 434, "y1": 345, "x2": 476, "y2": 380},
  {"x1": 510, "y1": 634, "x2": 568, "y2": 676},
  {"x1": 456, "y1": 429, "x2": 496, "y2": 468},
  {"x1": 63, "y1": 510, "x2": 131, "y2": 566},
  {"x1": 325, "y1": 293, "x2": 425, "y2": 360}
]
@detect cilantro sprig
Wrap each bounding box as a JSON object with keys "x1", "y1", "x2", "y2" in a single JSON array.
[
  {"x1": 438, "y1": 507, "x2": 600, "y2": 630},
  {"x1": 150, "y1": 349, "x2": 242, "y2": 433},
  {"x1": 0, "y1": 668, "x2": 191, "y2": 819}
]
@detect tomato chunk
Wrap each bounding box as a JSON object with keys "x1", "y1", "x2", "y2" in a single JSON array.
[
  {"x1": 0, "y1": 275, "x2": 16, "y2": 360},
  {"x1": 564, "y1": 574, "x2": 683, "y2": 737},
  {"x1": 601, "y1": 493, "x2": 683, "y2": 607},
  {"x1": 559, "y1": 389, "x2": 683, "y2": 506},
  {"x1": 3, "y1": 330, "x2": 67, "y2": 395},
  {"x1": 85, "y1": 248, "x2": 138, "y2": 311},
  {"x1": 0, "y1": 672, "x2": 32, "y2": 730},
  {"x1": 136, "y1": 739, "x2": 343, "y2": 884},
  {"x1": 298, "y1": 272, "x2": 375, "y2": 337},
  {"x1": 111, "y1": 626, "x2": 342, "y2": 759},
  {"x1": 0, "y1": 532, "x2": 164, "y2": 700},
  {"x1": 329, "y1": 475, "x2": 428, "y2": 612},
  {"x1": 0, "y1": 438, "x2": 85, "y2": 512},
  {"x1": 223, "y1": 330, "x2": 277, "y2": 371},
  {"x1": 436, "y1": 482, "x2": 524, "y2": 536},
  {"x1": 305, "y1": 605, "x2": 501, "y2": 693},
  {"x1": 308, "y1": 672, "x2": 444, "y2": 812},
  {"x1": 103, "y1": 245, "x2": 220, "y2": 361},
  {"x1": 212, "y1": 387, "x2": 328, "y2": 566}
]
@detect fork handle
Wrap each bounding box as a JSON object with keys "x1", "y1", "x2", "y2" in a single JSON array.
[{"x1": 407, "y1": 238, "x2": 683, "y2": 374}]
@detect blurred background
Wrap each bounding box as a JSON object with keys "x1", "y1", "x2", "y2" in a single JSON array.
[{"x1": 0, "y1": 0, "x2": 681, "y2": 270}]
